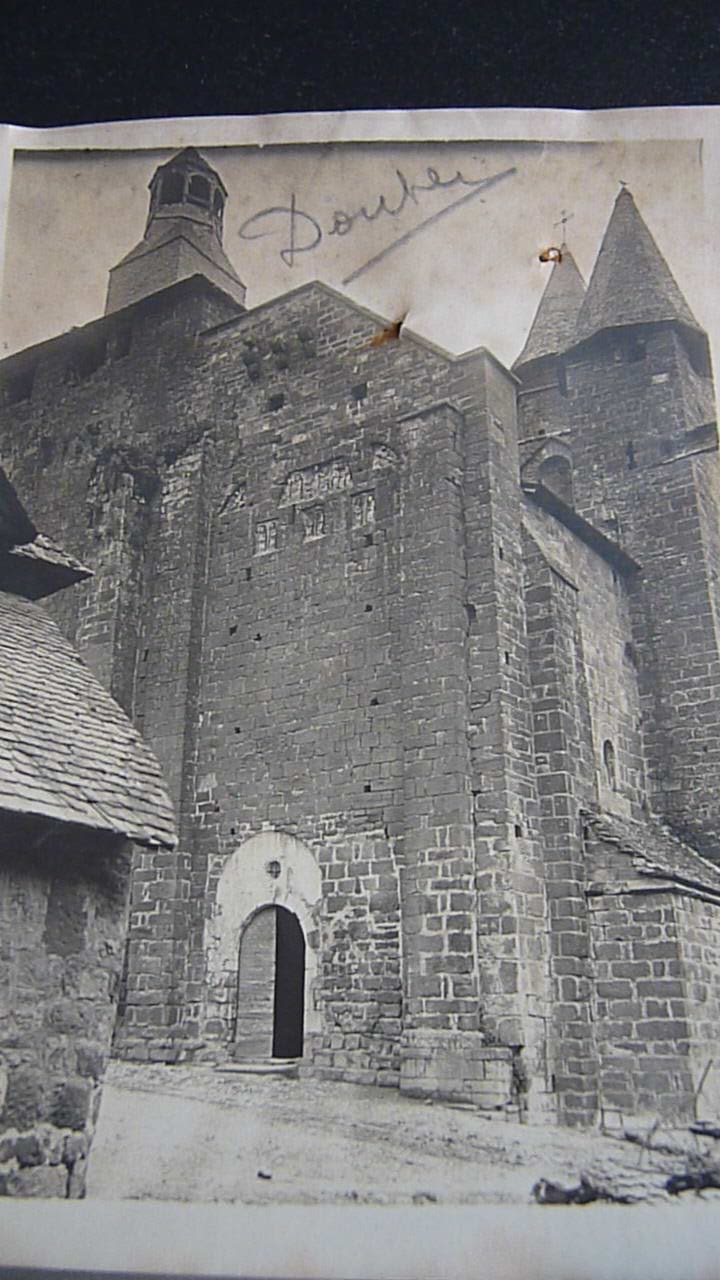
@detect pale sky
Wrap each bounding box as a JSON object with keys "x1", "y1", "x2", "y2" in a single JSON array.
[{"x1": 0, "y1": 138, "x2": 711, "y2": 373}]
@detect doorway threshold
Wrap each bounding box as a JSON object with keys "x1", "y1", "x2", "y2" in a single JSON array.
[{"x1": 215, "y1": 1059, "x2": 301, "y2": 1078}]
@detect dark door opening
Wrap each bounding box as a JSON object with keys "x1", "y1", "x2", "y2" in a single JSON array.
[
  {"x1": 273, "y1": 906, "x2": 305, "y2": 1058},
  {"x1": 234, "y1": 905, "x2": 305, "y2": 1060}
]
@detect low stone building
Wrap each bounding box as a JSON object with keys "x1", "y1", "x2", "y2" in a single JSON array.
[
  {"x1": 0, "y1": 468, "x2": 175, "y2": 1196},
  {"x1": 2, "y1": 147, "x2": 720, "y2": 1127}
]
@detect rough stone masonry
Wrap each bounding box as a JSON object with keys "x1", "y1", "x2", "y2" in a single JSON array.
[
  {"x1": 0, "y1": 468, "x2": 175, "y2": 1197},
  {"x1": 3, "y1": 146, "x2": 720, "y2": 1127}
]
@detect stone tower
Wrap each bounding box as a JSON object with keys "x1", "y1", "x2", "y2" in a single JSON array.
[
  {"x1": 532, "y1": 191, "x2": 720, "y2": 858},
  {"x1": 105, "y1": 147, "x2": 247, "y2": 313},
  {"x1": 4, "y1": 156, "x2": 720, "y2": 1129}
]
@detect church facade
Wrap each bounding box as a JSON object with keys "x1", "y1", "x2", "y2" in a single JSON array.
[{"x1": 3, "y1": 147, "x2": 720, "y2": 1126}]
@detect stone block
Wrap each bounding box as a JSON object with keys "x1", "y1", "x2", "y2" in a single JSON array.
[
  {"x1": 2, "y1": 1067, "x2": 48, "y2": 1129},
  {"x1": 0, "y1": 1163, "x2": 68, "y2": 1198},
  {"x1": 15, "y1": 1134, "x2": 44, "y2": 1167},
  {"x1": 51, "y1": 1080, "x2": 93, "y2": 1130},
  {"x1": 75, "y1": 1044, "x2": 105, "y2": 1080}
]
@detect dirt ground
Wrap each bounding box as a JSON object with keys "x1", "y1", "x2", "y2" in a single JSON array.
[{"x1": 86, "y1": 1062, "x2": 712, "y2": 1206}]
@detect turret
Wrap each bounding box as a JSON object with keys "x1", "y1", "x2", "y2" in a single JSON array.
[
  {"x1": 574, "y1": 187, "x2": 710, "y2": 373},
  {"x1": 515, "y1": 245, "x2": 586, "y2": 375},
  {"x1": 105, "y1": 148, "x2": 247, "y2": 314},
  {"x1": 514, "y1": 247, "x2": 586, "y2": 498},
  {"x1": 559, "y1": 188, "x2": 720, "y2": 858}
]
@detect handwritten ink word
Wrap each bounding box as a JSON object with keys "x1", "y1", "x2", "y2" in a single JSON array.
[{"x1": 238, "y1": 164, "x2": 517, "y2": 272}]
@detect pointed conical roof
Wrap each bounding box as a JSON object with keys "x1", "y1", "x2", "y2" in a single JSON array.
[
  {"x1": 514, "y1": 247, "x2": 586, "y2": 368},
  {"x1": 575, "y1": 188, "x2": 701, "y2": 345}
]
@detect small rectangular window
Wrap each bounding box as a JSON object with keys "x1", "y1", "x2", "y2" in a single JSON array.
[
  {"x1": 254, "y1": 520, "x2": 278, "y2": 556},
  {"x1": 4, "y1": 365, "x2": 35, "y2": 404},
  {"x1": 301, "y1": 505, "x2": 326, "y2": 540},
  {"x1": 352, "y1": 491, "x2": 375, "y2": 528},
  {"x1": 67, "y1": 338, "x2": 107, "y2": 382}
]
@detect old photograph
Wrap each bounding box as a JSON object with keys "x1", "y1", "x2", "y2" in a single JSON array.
[{"x1": 1, "y1": 115, "x2": 720, "y2": 1265}]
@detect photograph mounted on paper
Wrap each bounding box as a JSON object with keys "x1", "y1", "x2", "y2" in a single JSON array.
[{"x1": 1, "y1": 127, "x2": 720, "y2": 1209}]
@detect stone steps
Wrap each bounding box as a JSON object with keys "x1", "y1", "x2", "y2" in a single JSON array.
[{"x1": 215, "y1": 1059, "x2": 301, "y2": 1078}]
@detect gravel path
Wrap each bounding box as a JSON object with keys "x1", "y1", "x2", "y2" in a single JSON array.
[{"x1": 87, "y1": 1062, "x2": 692, "y2": 1206}]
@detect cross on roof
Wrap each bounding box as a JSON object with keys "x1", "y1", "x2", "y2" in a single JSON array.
[{"x1": 553, "y1": 209, "x2": 574, "y2": 239}]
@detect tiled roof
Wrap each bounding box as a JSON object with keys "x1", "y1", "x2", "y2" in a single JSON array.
[
  {"x1": 514, "y1": 247, "x2": 585, "y2": 368},
  {"x1": 584, "y1": 810, "x2": 720, "y2": 896},
  {"x1": 113, "y1": 221, "x2": 244, "y2": 291},
  {"x1": 1, "y1": 532, "x2": 93, "y2": 599},
  {"x1": 8, "y1": 532, "x2": 89, "y2": 573},
  {"x1": 0, "y1": 590, "x2": 176, "y2": 848},
  {"x1": 575, "y1": 189, "x2": 701, "y2": 345}
]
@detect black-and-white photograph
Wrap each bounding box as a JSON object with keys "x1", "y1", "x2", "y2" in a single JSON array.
[{"x1": 1, "y1": 113, "x2": 720, "y2": 1272}]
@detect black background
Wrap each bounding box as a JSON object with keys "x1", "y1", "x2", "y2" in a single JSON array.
[{"x1": 1, "y1": 0, "x2": 719, "y2": 126}]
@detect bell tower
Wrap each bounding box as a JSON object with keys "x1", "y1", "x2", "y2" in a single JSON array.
[
  {"x1": 105, "y1": 148, "x2": 247, "y2": 314},
  {"x1": 560, "y1": 188, "x2": 720, "y2": 857}
]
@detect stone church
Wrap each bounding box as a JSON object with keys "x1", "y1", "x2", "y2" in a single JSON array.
[{"x1": 3, "y1": 146, "x2": 720, "y2": 1127}]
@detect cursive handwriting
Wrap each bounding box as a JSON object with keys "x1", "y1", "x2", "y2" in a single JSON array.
[{"x1": 238, "y1": 164, "x2": 517, "y2": 271}]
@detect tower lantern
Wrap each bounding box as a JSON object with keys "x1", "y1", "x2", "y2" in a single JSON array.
[
  {"x1": 146, "y1": 147, "x2": 227, "y2": 243},
  {"x1": 105, "y1": 147, "x2": 246, "y2": 315}
]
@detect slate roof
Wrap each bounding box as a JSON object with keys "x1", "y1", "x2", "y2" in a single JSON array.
[
  {"x1": 111, "y1": 221, "x2": 245, "y2": 294},
  {"x1": 0, "y1": 533, "x2": 92, "y2": 600},
  {"x1": 514, "y1": 247, "x2": 586, "y2": 368},
  {"x1": 584, "y1": 809, "x2": 720, "y2": 897},
  {"x1": 0, "y1": 589, "x2": 176, "y2": 848},
  {"x1": 575, "y1": 189, "x2": 701, "y2": 345}
]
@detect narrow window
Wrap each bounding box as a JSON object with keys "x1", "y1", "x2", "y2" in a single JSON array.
[
  {"x1": 112, "y1": 325, "x2": 132, "y2": 360},
  {"x1": 159, "y1": 171, "x2": 185, "y2": 205},
  {"x1": 626, "y1": 441, "x2": 636, "y2": 470},
  {"x1": 602, "y1": 739, "x2": 617, "y2": 790},
  {"x1": 187, "y1": 175, "x2": 211, "y2": 207}
]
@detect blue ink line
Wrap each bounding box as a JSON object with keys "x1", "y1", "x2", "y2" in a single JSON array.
[{"x1": 341, "y1": 166, "x2": 517, "y2": 287}]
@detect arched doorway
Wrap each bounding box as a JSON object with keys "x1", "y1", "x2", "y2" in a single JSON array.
[{"x1": 235, "y1": 905, "x2": 306, "y2": 1059}]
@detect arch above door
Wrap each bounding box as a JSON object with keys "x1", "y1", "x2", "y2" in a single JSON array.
[{"x1": 205, "y1": 830, "x2": 322, "y2": 1048}]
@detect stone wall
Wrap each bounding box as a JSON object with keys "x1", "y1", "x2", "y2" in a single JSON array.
[
  {"x1": 562, "y1": 324, "x2": 720, "y2": 857},
  {"x1": 0, "y1": 281, "x2": 558, "y2": 1103},
  {"x1": 674, "y1": 894, "x2": 720, "y2": 1119},
  {"x1": 588, "y1": 885, "x2": 695, "y2": 1123},
  {"x1": 585, "y1": 825, "x2": 720, "y2": 1124},
  {"x1": 5, "y1": 269, "x2": 720, "y2": 1126},
  {"x1": 0, "y1": 816, "x2": 132, "y2": 1197}
]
